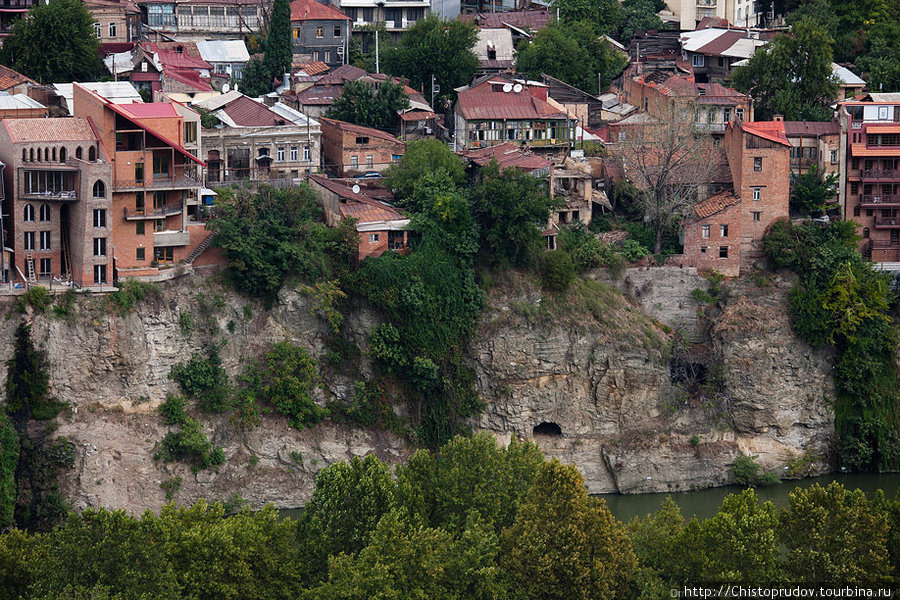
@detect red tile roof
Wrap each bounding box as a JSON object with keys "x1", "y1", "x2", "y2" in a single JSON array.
[
  {"x1": 3, "y1": 118, "x2": 97, "y2": 143},
  {"x1": 309, "y1": 174, "x2": 406, "y2": 224},
  {"x1": 319, "y1": 117, "x2": 405, "y2": 146},
  {"x1": 460, "y1": 142, "x2": 551, "y2": 172},
  {"x1": 290, "y1": 0, "x2": 349, "y2": 21},
  {"x1": 0, "y1": 64, "x2": 37, "y2": 91},
  {"x1": 693, "y1": 191, "x2": 740, "y2": 219},
  {"x1": 297, "y1": 60, "x2": 330, "y2": 75},
  {"x1": 741, "y1": 121, "x2": 791, "y2": 146},
  {"x1": 457, "y1": 78, "x2": 568, "y2": 121}
]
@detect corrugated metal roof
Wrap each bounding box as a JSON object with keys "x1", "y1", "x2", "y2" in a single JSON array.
[
  {"x1": 53, "y1": 81, "x2": 142, "y2": 116},
  {"x1": 866, "y1": 93, "x2": 900, "y2": 103},
  {"x1": 460, "y1": 142, "x2": 551, "y2": 171},
  {"x1": 680, "y1": 28, "x2": 726, "y2": 53},
  {"x1": 196, "y1": 40, "x2": 250, "y2": 64},
  {"x1": 832, "y1": 63, "x2": 865, "y2": 86},
  {"x1": 319, "y1": 117, "x2": 404, "y2": 145},
  {"x1": 269, "y1": 102, "x2": 318, "y2": 127},
  {"x1": 4, "y1": 118, "x2": 97, "y2": 142},
  {"x1": 290, "y1": 0, "x2": 349, "y2": 21},
  {"x1": 194, "y1": 90, "x2": 243, "y2": 111},
  {"x1": 693, "y1": 191, "x2": 740, "y2": 219},
  {"x1": 0, "y1": 93, "x2": 45, "y2": 110},
  {"x1": 309, "y1": 174, "x2": 406, "y2": 224},
  {"x1": 471, "y1": 9, "x2": 550, "y2": 31},
  {"x1": 474, "y1": 29, "x2": 514, "y2": 62},
  {"x1": 694, "y1": 30, "x2": 746, "y2": 56},
  {"x1": 783, "y1": 121, "x2": 839, "y2": 137},
  {"x1": 457, "y1": 78, "x2": 568, "y2": 121},
  {"x1": 220, "y1": 95, "x2": 283, "y2": 127}
]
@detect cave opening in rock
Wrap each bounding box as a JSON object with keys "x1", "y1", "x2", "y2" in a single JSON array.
[
  {"x1": 669, "y1": 361, "x2": 707, "y2": 386},
  {"x1": 533, "y1": 422, "x2": 562, "y2": 437}
]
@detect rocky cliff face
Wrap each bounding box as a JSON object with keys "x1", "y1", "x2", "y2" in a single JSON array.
[{"x1": 0, "y1": 267, "x2": 835, "y2": 512}]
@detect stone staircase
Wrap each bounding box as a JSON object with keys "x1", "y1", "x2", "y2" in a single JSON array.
[{"x1": 185, "y1": 232, "x2": 216, "y2": 265}]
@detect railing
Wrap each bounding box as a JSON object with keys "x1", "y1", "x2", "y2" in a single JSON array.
[
  {"x1": 22, "y1": 190, "x2": 78, "y2": 201},
  {"x1": 862, "y1": 169, "x2": 898, "y2": 179},
  {"x1": 695, "y1": 122, "x2": 726, "y2": 132},
  {"x1": 124, "y1": 203, "x2": 183, "y2": 220},
  {"x1": 115, "y1": 172, "x2": 201, "y2": 191},
  {"x1": 860, "y1": 194, "x2": 900, "y2": 206},
  {"x1": 874, "y1": 218, "x2": 900, "y2": 229}
]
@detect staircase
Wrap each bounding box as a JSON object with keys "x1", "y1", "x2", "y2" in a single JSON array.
[{"x1": 185, "y1": 232, "x2": 216, "y2": 265}]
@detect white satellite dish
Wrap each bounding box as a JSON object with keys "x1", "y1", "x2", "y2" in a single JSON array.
[
  {"x1": 512, "y1": 83, "x2": 523, "y2": 93},
  {"x1": 352, "y1": 184, "x2": 360, "y2": 194},
  {"x1": 221, "y1": 83, "x2": 230, "y2": 93},
  {"x1": 502, "y1": 83, "x2": 513, "y2": 93}
]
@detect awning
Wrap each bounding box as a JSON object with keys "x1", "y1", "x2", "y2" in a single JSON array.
[{"x1": 592, "y1": 189, "x2": 612, "y2": 210}]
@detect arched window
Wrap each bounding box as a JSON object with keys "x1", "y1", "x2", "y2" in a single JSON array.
[
  {"x1": 36, "y1": 148, "x2": 41, "y2": 162},
  {"x1": 75, "y1": 147, "x2": 83, "y2": 160},
  {"x1": 23, "y1": 204, "x2": 34, "y2": 222},
  {"x1": 29, "y1": 148, "x2": 34, "y2": 162},
  {"x1": 59, "y1": 147, "x2": 66, "y2": 163},
  {"x1": 88, "y1": 146, "x2": 96, "y2": 162},
  {"x1": 22, "y1": 148, "x2": 26, "y2": 162},
  {"x1": 864, "y1": 227, "x2": 870, "y2": 239},
  {"x1": 52, "y1": 148, "x2": 56, "y2": 162},
  {"x1": 39, "y1": 204, "x2": 50, "y2": 222},
  {"x1": 92, "y1": 180, "x2": 105, "y2": 198}
]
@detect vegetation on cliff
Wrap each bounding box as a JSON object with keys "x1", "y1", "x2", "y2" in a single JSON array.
[
  {"x1": 762, "y1": 220, "x2": 900, "y2": 471},
  {"x1": 0, "y1": 434, "x2": 896, "y2": 598}
]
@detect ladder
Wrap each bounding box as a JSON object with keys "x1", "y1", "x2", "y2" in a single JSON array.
[{"x1": 25, "y1": 255, "x2": 36, "y2": 282}]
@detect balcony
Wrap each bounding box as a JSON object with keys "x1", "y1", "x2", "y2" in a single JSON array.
[
  {"x1": 22, "y1": 189, "x2": 78, "y2": 202},
  {"x1": 874, "y1": 217, "x2": 900, "y2": 229},
  {"x1": 124, "y1": 203, "x2": 183, "y2": 220},
  {"x1": 862, "y1": 169, "x2": 899, "y2": 180},
  {"x1": 114, "y1": 171, "x2": 201, "y2": 192},
  {"x1": 860, "y1": 194, "x2": 900, "y2": 208},
  {"x1": 153, "y1": 230, "x2": 191, "y2": 247},
  {"x1": 695, "y1": 122, "x2": 726, "y2": 133}
]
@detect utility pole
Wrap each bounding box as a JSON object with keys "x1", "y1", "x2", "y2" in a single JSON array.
[{"x1": 431, "y1": 74, "x2": 439, "y2": 108}]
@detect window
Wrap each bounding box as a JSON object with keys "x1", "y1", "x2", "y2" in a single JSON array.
[
  {"x1": 290, "y1": 146, "x2": 298, "y2": 161},
  {"x1": 135, "y1": 191, "x2": 145, "y2": 214},
  {"x1": 369, "y1": 233, "x2": 380, "y2": 243},
  {"x1": 719, "y1": 246, "x2": 729, "y2": 259},
  {"x1": 366, "y1": 155, "x2": 374, "y2": 168},
  {"x1": 153, "y1": 155, "x2": 169, "y2": 179},
  {"x1": 59, "y1": 147, "x2": 66, "y2": 162},
  {"x1": 854, "y1": 204, "x2": 861, "y2": 217},
  {"x1": 39, "y1": 204, "x2": 50, "y2": 222},
  {"x1": 93, "y1": 264, "x2": 107, "y2": 285},
  {"x1": 701, "y1": 224, "x2": 710, "y2": 238},
  {"x1": 93, "y1": 180, "x2": 105, "y2": 198},
  {"x1": 691, "y1": 54, "x2": 704, "y2": 67},
  {"x1": 154, "y1": 246, "x2": 174, "y2": 263},
  {"x1": 723, "y1": 108, "x2": 731, "y2": 122},
  {"x1": 303, "y1": 145, "x2": 310, "y2": 161},
  {"x1": 23, "y1": 204, "x2": 34, "y2": 222},
  {"x1": 700, "y1": 246, "x2": 707, "y2": 254},
  {"x1": 135, "y1": 161, "x2": 144, "y2": 183},
  {"x1": 89, "y1": 146, "x2": 96, "y2": 161},
  {"x1": 863, "y1": 227, "x2": 870, "y2": 239},
  {"x1": 93, "y1": 209, "x2": 106, "y2": 228},
  {"x1": 154, "y1": 219, "x2": 165, "y2": 233},
  {"x1": 852, "y1": 158, "x2": 860, "y2": 170},
  {"x1": 109, "y1": 22, "x2": 117, "y2": 37},
  {"x1": 355, "y1": 136, "x2": 370, "y2": 144},
  {"x1": 736, "y1": 108, "x2": 744, "y2": 121},
  {"x1": 93, "y1": 22, "x2": 101, "y2": 38},
  {"x1": 851, "y1": 183, "x2": 859, "y2": 195},
  {"x1": 40, "y1": 259, "x2": 51, "y2": 277},
  {"x1": 350, "y1": 155, "x2": 359, "y2": 167},
  {"x1": 333, "y1": 26, "x2": 341, "y2": 37},
  {"x1": 752, "y1": 211, "x2": 761, "y2": 222},
  {"x1": 93, "y1": 238, "x2": 107, "y2": 256},
  {"x1": 752, "y1": 187, "x2": 761, "y2": 201},
  {"x1": 754, "y1": 157, "x2": 762, "y2": 171},
  {"x1": 324, "y1": 51, "x2": 331, "y2": 63},
  {"x1": 830, "y1": 150, "x2": 838, "y2": 164},
  {"x1": 24, "y1": 232, "x2": 34, "y2": 251},
  {"x1": 312, "y1": 51, "x2": 320, "y2": 61},
  {"x1": 316, "y1": 26, "x2": 324, "y2": 38},
  {"x1": 293, "y1": 28, "x2": 299, "y2": 38},
  {"x1": 720, "y1": 224, "x2": 729, "y2": 237},
  {"x1": 39, "y1": 231, "x2": 51, "y2": 251},
  {"x1": 153, "y1": 191, "x2": 166, "y2": 210},
  {"x1": 136, "y1": 248, "x2": 145, "y2": 261},
  {"x1": 277, "y1": 147, "x2": 285, "y2": 161},
  {"x1": 184, "y1": 122, "x2": 197, "y2": 144},
  {"x1": 136, "y1": 221, "x2": 145, "y2": 235}
]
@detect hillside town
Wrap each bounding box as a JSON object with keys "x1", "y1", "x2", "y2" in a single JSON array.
[{"x1": 0, "y1": 0, "x2": 899, "y2": 595}]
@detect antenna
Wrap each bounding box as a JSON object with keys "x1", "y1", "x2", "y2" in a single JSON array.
[
  {"x1": 352, "y1": 184, "x2": 360, "y2": 194},
  {"x1": 502, "y1": 83, "x2": 512, "y2": 93},
  {"x1": 512, "y1": 83, "x2": 523, "y2": 93},
  {"x1": 222, "y1": 83, "x2": 230, "y2": 93}
]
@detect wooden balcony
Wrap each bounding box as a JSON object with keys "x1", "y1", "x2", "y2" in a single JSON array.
[
  {"x1": 873, "y1": 217, "x2": 900, "y2": 229},
  {"x1": 859, "y1": 194, "x2": 900, "y2": 208},
  {"x1": 862, "y1": 169, "x2": 900, "y2": 180}
]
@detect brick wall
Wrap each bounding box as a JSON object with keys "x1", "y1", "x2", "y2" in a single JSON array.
[{"x1": 682, "y1": 204, "x2": 742, "y2": 277}]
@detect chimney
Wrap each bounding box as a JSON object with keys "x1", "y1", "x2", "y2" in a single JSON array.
[{"x1": 773, "y1": 114, "x2": 783, "y2": 122}]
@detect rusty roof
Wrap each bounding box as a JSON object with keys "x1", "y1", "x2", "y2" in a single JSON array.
[
  {"x1": 783, "y1": 121, "x2": 840, "y2": 137},
  {"x1": 317, "y1": 64, "x2": 367, "y2": 85},
  {"x1": 3, "y1": 118, "x2": 98, "y2": 142},
  {"x1": 694, "y1": 30, "x2": 746, "y2": 56},
  {"x1": 693, "y1": 191, "x2": 740, "y2": 219},
  {"x1": 470, "y1": 9, "x2": 550, "y2": 31},
  {"x1": 220, "y1": 95, "x2": 284, "y2": 126},
  {"x1": 309, "y1": 174, "x2": 406, "y2": 224},
  {"x1": 319, "y1": 117, "x2": 405, "y2": 146},
  {"x1": 457, "y1": 78, "x2": 568, "y2": 121},
  {"x1": 460, "y1": 142, "x2": 551, "y2": 172},
  {"x1": 290, "y1": 0, "x2": 349, "y2": 21}
]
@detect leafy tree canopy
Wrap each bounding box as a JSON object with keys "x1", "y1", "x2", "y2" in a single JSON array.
[
  {"x1": 549, "y1": 0, "x2": 623, "y2": 34},
  {"x1": 0, "y1": 0, "x2": 104, "y2": 83},
  {"x1": 790, "y1": 165, "x2": 839, "y2": 214},
  {"x1": 326, "y1": 79, "x2": 410, "y2": 131},
  {"x1": 384, "y1": 16, "x2": 479, "y2": 105},
  {"x1": 383, "y1": 138, "x2": 466, "y2": 201}
]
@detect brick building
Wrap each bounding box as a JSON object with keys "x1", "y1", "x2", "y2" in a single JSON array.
[
  {"x1": 319, "y1": 117, "x2": 404, "y2": 176},
  {"x1": 0, "y1": 118, "x2": 113, "y2": 287},
  {"x1": 290, "y1": 0, "x2": 350, "y2": 69},
  {"x1": 72, "y1": 83, "x2": 209, "y2": 278},
  {"x1": 681, "y1": 120, "x2": 791, "y2": 275},
  {"x1": 783, "y1": 120, "x2": 840, "y2": 179},
  {"x1": 837, "y1": 95, "x2": 900, "y2": 262},
  {"x1": 86, "y1": 0, "x2": 143, "y2": 44}
]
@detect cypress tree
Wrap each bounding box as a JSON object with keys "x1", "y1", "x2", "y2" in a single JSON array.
[{"x1": 264, "y1": 0, "x2": 293, "y2": 82}]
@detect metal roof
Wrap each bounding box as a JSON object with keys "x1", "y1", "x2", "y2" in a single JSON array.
[
  {"x1": 456, "y1": 77, "x2": 568, "y2": 121},
  {"x1": 196, "y1": 40, "x2": 250, "y2": 64},
  {"x1": 474, "y1": 29, "x2": 514, "y2": 62},
  {"x1": 832, "y1": 63, "x2": 865, "y2": 86},
  {"x1": 0, "y1": 93, "x2": 45, "y2": 110},
  {"x1": 53, "y1": 81, "x2": 142, "y2": 116},
  {"x1": 269, "y1": 102, "x2": 318, "y2": 127},
  {"x1": 290, "y1": 0, "x2": 350, "y2": 21},
  {"x1": 783, "y1": 121, "x2": 839, "y2": 137}
]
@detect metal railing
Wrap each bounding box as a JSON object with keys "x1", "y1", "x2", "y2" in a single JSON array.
[
  {"x1": 22, "y1": 189, "x2": 78, "y2": 201},
  {"x1": 860, "y1": 194, "x2": 900, "y2": 205},
  {"x1": 862, "y1": 169, "x2": 898, "y2": 179},
  {"x1": 114, "y1": 172, "x2": 201, "y2": 190},
  {"x1": 123, "y1": 203, "x2": 183, "y2": 220}
]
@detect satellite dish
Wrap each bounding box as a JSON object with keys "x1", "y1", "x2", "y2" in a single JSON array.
[
  {"x1": 502, "y1": 83, "x2": 513, "y2": 93},
  {"x1": 221, "y1": 83, "x2": 230, "y2": 93},
  {"x1": 352, "y1": 184, "x2": 360, "y2": 194},
  {"x1": 513, "y1": 83, "x2": 523, "y2": 93}
]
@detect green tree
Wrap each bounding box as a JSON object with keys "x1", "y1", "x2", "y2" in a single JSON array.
[
  {"x1": 730, "y1": 19, "x2": 840, "y2": 120},
  {"x1": 384, "y1": 16, "x2": 478, "y2": 105},
  {"x1": 383, "y1": 139, "x2": 466, "y2": 201},
  {"x1": 516, "y1": 21, "x2": 628, "y2": 95},
  {"x1": 779, "y1": 482, "x2": 892, "y2": 583},
  {"x1": 326, "y1": 79, "x2": 410, "y2": 131},
  {"x1": 241, "y1": 341, "x2": 324, "y2": 428},
  {"x1": 0, "y1": 0, "x2": 103, "y2": 83},
  {"x1": 0, "y1": 415, "x2": 18, "y2": 529},
  {"x1": 5, "y1": 323, "x2": 59, "y2": 420},
  {"x1": 239, "y1": 57, "x2": 274, "y2": 97},
  {"x1": 501, "y1": 460, "x2": 637, "y2": 600},
  {"x1": 790, "y1": 165, "x2": 839, "y2": 214},
  {"x1": 296, "y1": 455, "x2": 397, "y2": 583},
  {"x1": 619, "y1": 0, "x2": 667, "y2": 44},
  {"x1": 550, "y1": 0, "x2": 623, "y2": 33},
  {"x1": 700, "y1": 490, "x2": 781, "y2": 581},
  {"x1": 469, "y1": 161, "x2": 554, "y2": 268},
  {"x1": 263, "y1": 0, "x2": 292, "y2": 82}
]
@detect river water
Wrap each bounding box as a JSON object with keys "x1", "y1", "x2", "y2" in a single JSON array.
[{"x1": 597, "y1": 473, "x2": 900, "y2": 523}]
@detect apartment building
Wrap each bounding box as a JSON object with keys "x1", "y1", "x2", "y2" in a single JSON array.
[
  {"x1": 338, "y1": 0, "x2": 428, "y2": 32},
  {"x1": 86, "y1": 0, "x2": 143, "y2": 44},
  {"x1": 291, "y1": 0, "x2": 350, "y2": 68},
  {"x1": 783, "y1": 120, "x2": 840, "y2": 179},
  {"x1": 319, "y1": 117, "x2": 404, "y2": 176},
  {"x1": 72, "y1": 83, "x2": 209, "y2": 278},
  {"x1": 137, "y1": 0, "x2": 267, "y2": 40},
  {"x1": 838, "y1": 95, "x2": 900, "y2": 263},
  {"x1": 0, "y1": 118, "x2": 113, "y2": 288}
]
